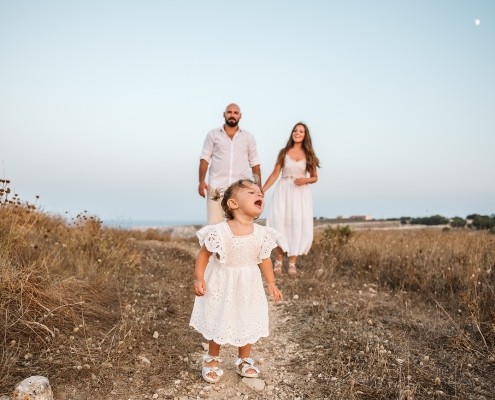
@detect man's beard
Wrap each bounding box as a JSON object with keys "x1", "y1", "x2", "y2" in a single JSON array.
[{"x1": 225, "y1": 118, "x2": 239, "y2": 128}]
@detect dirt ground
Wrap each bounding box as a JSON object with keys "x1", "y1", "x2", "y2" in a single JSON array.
[{"x1": 11, "y1": 237, "x2": 495, "y2": 400}]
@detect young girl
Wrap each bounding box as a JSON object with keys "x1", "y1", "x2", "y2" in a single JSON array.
[
  {"x1": 189, "y1": 177, "x2": 283, "y2": 383},
  {"x1": 262, "y1": 122, "x2": 320, "y2": 275}
]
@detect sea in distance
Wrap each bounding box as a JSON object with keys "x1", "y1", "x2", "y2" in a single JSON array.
[{"x1": 103, "y1": 219, "x2": 206, "y2": 229}]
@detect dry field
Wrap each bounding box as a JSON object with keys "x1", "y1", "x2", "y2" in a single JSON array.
[{"x1": 1, "y1": 183, "x2": 494, "y2": 399}]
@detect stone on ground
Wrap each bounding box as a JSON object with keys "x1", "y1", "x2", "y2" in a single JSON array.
[
  {"x1": 12, "y1": 376, "x2": 53, "y2": 400},
  {"x1": 240, "y1": 377, "x2": 265, "y2": 391}
]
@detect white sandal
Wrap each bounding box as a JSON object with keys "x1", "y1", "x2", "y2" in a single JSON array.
[
  {"x1": 234, "y1": 357, "x2": 261, "y2": 378},
  {"x1": 202, "y1": 354, "x2": 223, "y2": 383},
  {"x1": 273, "y1": 260, "x2": 282, "y2": 275},
  {"x1": 288, "y1": 262, "x2": 297, "y2": 275}
]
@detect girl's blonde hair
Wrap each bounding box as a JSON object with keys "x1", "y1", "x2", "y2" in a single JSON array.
[
  {"x1": 211, "y1": 176, "x2": 260, "y2": 220},
  {"x1": 276, "y1": 122, "x2": 320, "y2": 173}
]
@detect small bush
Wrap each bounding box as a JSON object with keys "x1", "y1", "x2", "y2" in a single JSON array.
[
  {"x1": 410, "y1": 214, "x2": 449, "y2": 225},
  {"x1": 322, "y1": 224, "x2": 353, "y2": 244},
  {"x1": 472, "y1": 215, "x2": 495, "y2": 230},
  {"x1": 450, "y1": 217, "x2": 467, "y2": 228}
]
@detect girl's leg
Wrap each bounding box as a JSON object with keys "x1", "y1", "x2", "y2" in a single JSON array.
[
  {"x1": 288, "y1": 255, "x2": 298, "y2": 275},
  {"x1": 205, "y1": 340, "x2": 221, "y2": 379},
  {"x1": 276, "y1": 246, "x2": 283, "y2": 263},
  {"x1": 237, "y1": 343, "x2": 257, "y2": 374}
]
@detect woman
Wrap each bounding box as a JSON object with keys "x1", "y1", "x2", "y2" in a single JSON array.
[{"x1": 262, "y1": 122, "x2": 320, "y2": 275}]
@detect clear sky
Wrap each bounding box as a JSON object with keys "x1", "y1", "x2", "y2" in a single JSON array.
[{"x1": 1, "y1": 1, "x2": 494, "y2": 224}]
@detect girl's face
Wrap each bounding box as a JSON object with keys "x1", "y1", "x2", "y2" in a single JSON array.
[
  {"x1": 227, "y1": 183, "x2": 264, "y2": 218},
  {"x1": 292, "y1": 125, "x2": 306, "y2": 143}
]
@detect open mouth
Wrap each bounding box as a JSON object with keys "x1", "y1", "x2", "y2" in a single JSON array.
[{"x1": 254, "y1": 200, "x2": 262, "y2": 208}]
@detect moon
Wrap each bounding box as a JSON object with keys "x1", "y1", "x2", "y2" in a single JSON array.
[{"x1": 475, "y1": 19, "x2": 481, "y2": 26}]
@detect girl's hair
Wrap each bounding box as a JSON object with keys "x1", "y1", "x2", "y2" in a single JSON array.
[
  {"x1": 275, "y1": 122, "x2": 320, "y2": 173},
  {"x1": 211, "y1": 175, "x2": 260, "y2": 220}
]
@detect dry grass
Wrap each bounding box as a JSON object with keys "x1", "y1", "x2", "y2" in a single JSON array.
[
  {"x1": 0, "y1": 180, "x2": 142, "y2": 392},
  {"x1": 277, "y1": 228, "x2": 495, "y2": 398},
  {"x1": 2, "y1": 179, "x2": 494, "y2": 398}
]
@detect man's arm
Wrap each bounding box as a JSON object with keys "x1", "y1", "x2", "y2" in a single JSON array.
[
  {"x1": 198, "y1": 132, "x2": 214, "y2": 198},
  {"x1": 198, "y1": 159, "x2": 209, "y2": 197},
  {"x1": 252, "y1": 165, "x2": 261, "y2": 187},
  {"x1": 248, "y1": 133, "x2": 261, "y2": 186}
]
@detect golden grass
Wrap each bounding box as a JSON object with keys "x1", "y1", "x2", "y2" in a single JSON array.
[{"x1": 2, "y1": 178, "x2": 494, "y2": 398}]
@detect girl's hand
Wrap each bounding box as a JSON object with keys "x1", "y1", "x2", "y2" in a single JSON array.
[
  {"x1": 267, "y1": 283, "x2": 283, "y2": 303},
  {"x1": 293, "y1": 178, "x2": 308, "y2": 186},
  {"x1": 194, "y1": 279, "x2": 207, "y2": 297}
]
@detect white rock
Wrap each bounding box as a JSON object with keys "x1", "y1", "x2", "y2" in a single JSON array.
[
  {"x1": 153, "y1": 331, "x2": 159, "y2": 339},
  {"x1": 0, "y1": 396, "x2": 11, "y2": 400},
  {"x1": 137, "y1": 355, "x2": 151, "y2": 365},
  {"x1": 13, "y1": 376, "x2": 54, "y2": 400},
  {"x1": 240, "y1": 377, "x2": 265, "y2": 391},
  {"x1": 293, "y1": 294, "x2": 299, "y2": 300}
]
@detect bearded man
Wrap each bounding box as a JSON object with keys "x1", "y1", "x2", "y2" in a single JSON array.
[{"x1": 198, "y1": 103, "x2": 261, "y2": 224}]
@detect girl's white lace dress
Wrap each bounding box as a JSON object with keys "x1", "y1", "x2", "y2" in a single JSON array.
[
  {"x1": 189, "y1": 221, "x2": 280, "y2": 346},
  {"x1": 266, "y1": 155, "x2": 314, "y2": 256}
]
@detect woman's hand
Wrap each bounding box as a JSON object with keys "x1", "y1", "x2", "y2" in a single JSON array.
[
  {"x1": 293, "y1": 178, "x2": 308, "y2": 186},
  {"x1": 194, "y1": 278, "x2": 207, "y2": 296},
  {"x1": 267, "y1": 283, "x2": 283, "y2": 303}
]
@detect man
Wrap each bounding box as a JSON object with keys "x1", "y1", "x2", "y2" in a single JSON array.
[{"x1": 198, "y1": 103, "x2": 261, "y2": 225}]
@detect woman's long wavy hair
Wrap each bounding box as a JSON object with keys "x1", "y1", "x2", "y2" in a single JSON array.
[{"x1": 276, "y1": 122, "x2": 320, "y2": 173}]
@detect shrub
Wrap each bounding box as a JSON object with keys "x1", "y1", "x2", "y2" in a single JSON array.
[
  {"x1": 472, "y1": 215, "x2": 495, "y2": 230},
  {"x1": 322, "y1": 224, "x2": 353, "y2": 245},
  {"x1": 410, "y1": 214, "x2": 449, "y2": 225},
  {"x1": 450, "y1": 217, "x2": 467, "y2": 228}
]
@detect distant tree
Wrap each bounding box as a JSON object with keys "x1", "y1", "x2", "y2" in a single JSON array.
[
  {"x1": 450, "y1": 217, "x2": 467, "y2": 228},
  {"x1": 466, "y1": 214, "x2": 479, "y2": 220},
  {"x1": 400, "y1": 217, "x2": 411, "y2": 225},
  {"x1": 410, "y1": 215, "x2": 449, "y2": 226},
  {"x1": 472, "y1": 215, "x2": 495, "y2": 230}
]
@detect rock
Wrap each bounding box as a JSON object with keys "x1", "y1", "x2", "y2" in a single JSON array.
[
  {"x1": 137, "y1": 355, "x2": 151, "y2": 366},
  {"x1": 153, "y1": 331, "x2": 159, "y2": 339},
  {"x1": 12, "y1": 376, "x2": 53, "y2": 400},
  {"x1": 0, "y1": 396, "x2": 11, "y2": 400},
  {"x1": 240, "y1": 377, "x2": 265, "y2": 391}
]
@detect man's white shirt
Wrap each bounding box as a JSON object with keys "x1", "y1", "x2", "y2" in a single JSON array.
[{"x1": 200, "y1": 126, "x2": 260, "y2": 190}]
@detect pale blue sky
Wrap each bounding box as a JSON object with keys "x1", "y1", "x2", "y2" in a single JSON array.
[{"x1": 1, "y1": 1, "x2": 494, "y2": 223}]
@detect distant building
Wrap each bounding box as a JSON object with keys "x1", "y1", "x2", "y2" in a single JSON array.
[{"x1": 336, "y1": 215, "x2": 349, "y2": 220}]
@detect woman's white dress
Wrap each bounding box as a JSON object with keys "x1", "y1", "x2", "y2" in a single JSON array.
[
  {"x1": 189, "y1": 221, "x2": 280, "y2": 347},
  {"x1": 266, "y1": 155, "x2": 314, "y2": 256}
]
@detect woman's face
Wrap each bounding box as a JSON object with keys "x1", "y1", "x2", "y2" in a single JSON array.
[{"x1": 292, "y1": 125, "x2": 306, "y2": 143}]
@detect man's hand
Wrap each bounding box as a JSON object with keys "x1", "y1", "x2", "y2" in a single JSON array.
[
  {"x1": 194, "y1": 278, "x2": 207, "y2": 296},
  {"x1": 198, "y1": 181, "x2": 209, "y2": 198}
]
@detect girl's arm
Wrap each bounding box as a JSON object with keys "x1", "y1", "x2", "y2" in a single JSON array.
[
  {"x1": 294, "y1": 167, "x2": 318, "y2": 186},
  {"x1": 259, "y1": 258, "x2": 283, "y2": 302},
  {"x1": 194, "y1": 245, "x2": 212, "y2": 296},
  {"x1": 262, "y1": 162, "x2": 282, "y2": 193}
]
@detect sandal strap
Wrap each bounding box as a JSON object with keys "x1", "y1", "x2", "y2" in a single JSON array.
[
  {"x1": 235, "y1": 357, "x2": 255, "y2": 366},
  {"x1": 202, "y1": 366, "x2": 224, "y2": 377},
  {"x1": 203, "y1": 354, "x2": 222, "y2": 363}
]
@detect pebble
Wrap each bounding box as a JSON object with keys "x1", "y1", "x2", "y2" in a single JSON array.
[
  {"x1": 293, "y1": 295, "x2": 299, "y2": 300},
  {"x1": 153, "y1": 331, "x2": 159, "y2": 339}
]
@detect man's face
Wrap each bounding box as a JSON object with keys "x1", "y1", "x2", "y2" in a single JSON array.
[{"x1": 224, "y1": 105, "x2": 241, "y2": 128}]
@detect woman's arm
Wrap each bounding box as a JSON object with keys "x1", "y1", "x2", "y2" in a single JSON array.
[
  {"x1": 194, "y1": 245, "x2": 212, "y2": 296},
  {"x1": 262, "y1": 162, "x2": 282, "y2": 193},
  {"x1": 294, "y1": 167, "x2": 318, "y2": 186},
  {"x1": 259, "y1": 258, "x2": 283, "y2": 302}
]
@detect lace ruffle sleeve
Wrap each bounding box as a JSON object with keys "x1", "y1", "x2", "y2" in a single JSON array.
[
  {"x1": 196, "y1": 225, "x2": 225, "y2": 263},
  {"x1": 258, "y1": 226, "x2": 281, "y2": 262}
]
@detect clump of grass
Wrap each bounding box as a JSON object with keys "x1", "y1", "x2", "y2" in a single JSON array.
[{"x1": 0, "y1": 180, "x2": 140, "y2": 392}]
